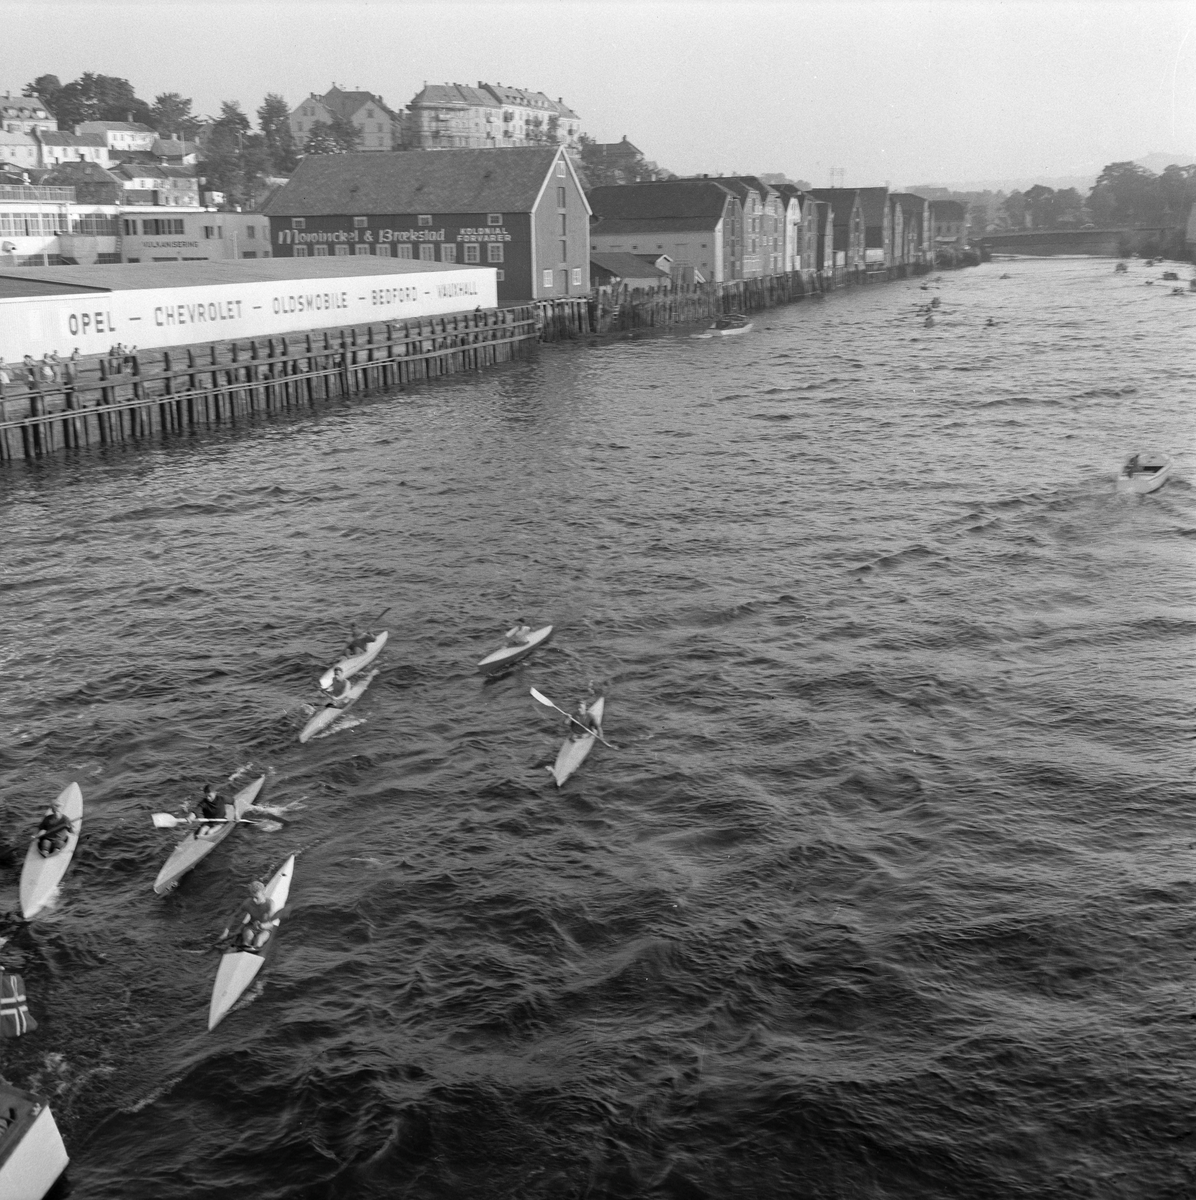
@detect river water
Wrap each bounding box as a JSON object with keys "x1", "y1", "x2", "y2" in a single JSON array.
[{"x1": 1, "y1": 256, "x2": 1193, "y2": 1199}]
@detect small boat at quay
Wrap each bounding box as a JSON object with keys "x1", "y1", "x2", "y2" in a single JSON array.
[
  {"x1": 0, "y1": 1076, "x2": 70, "y2": 1200},
  {"x1": 691, "y1": 313, "x2": 753, "y2": 339},
  {"x1": 319, "y1": 631, "x2": 388, "y2": 691},
  {"x1": 19, "y1": 783, "x2": 83, "y2": 919},
  {"x1": 477, "y1": 624, "x2": 554, "y2": 675},
  {"x1": 153, "y1": 776, "x2": 265, "y2": 895},
  {"x1": 299, "y1": 669, "x2": 378, "y2": 743},
  {"x1": 549, "y1": 696, "x2": 606, "y2": 786},
  {"x1": 1117, "y1": 453, "x2": 1173, "y2": 495},
  {"x1": 208, "y1": 855, "x2": 295, "y2": 1030}
]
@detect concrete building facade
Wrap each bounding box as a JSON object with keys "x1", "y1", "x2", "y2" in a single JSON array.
[{"x1": 405, "y1": 82, "x2": 580, "y2": 153}]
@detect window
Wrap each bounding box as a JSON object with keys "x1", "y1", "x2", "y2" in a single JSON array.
[
  {"x1": 557, "y1": 186, "x2": 566, "y2": 208},
  {"x1": 417, "y1": 214, "x2": 432, "y2": 226},
  {"x1": 294, "y1": 245, "x2": 308, "y2": 257},
  {"x1": 559, "y1": 239, "x2": 567, "y2": 263},
  {"x1": 292, "y1": 218, "x2": 306, "y2": 229},
  {"x1": 419, "y1": 244, "x2": 436, "y2": 261},
  {"x1": 246, "y1": 225, "x2": 256, "y2": 239},
  {"x1": 487, "y1": 213, "x2": 503, "y2": 226},
  {"x1": 313, "y1": 245, "x2": 328, "y2": 256},
  {"x1": 203, "y1": 225, "x2": 216, "y2": 239},
  {"x1": 353, "y1": 216, "x2": 367, "y2": 229},
  {"x1": 122, "y1": 218, "x2": 138, "y2": 235},
  {"x1": 124, "y1": 257, "x2": 141, "y2": 263},
  {"x1": 441, "y1": 244, "x2": 456, "y2": 263},
  {"x1": 495, "y1": 269, "x2": 504, "y2": 281},
  {"x1": 241, "y1": 251, "x2": 257, "y2": 258},
  {"x1": 355, "y1": 244, "x2": 370, "y2": 255},
  {"x1": 486, "y1": 243, "x2": 503, "y2": 263},
  {"x1": 572, "y1": 267, "x2": 582, "y2": 286},
  {"x1": 96, "y1": 252, "x2": 121, "y2": 264},
  {"x1": 394, "y1": 245, "x2": 413, "y2": 259},
  {"x1": 463, "y1": 243, "x2": 480, "y2": 263},
  {"x1": 375, "y1": 244, "x2": 392, "y2": 256},
  {"x1": 335, "y1": 245, "x2": 351, "y2": 256},
  {"x1": 558, "y1": 214, "x2": 567, "y2": 236},
  {"x1": 555, "y1": 160, "x2": 565, "y2": 176},
  {"x1": 366, "y1": 108, "x2": 375, "y2": 119},
  {"x1": 542, "y1": 269, "x2": 553, "y2": 289}
]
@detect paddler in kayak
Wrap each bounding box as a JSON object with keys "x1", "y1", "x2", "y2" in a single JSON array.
[
  {"x1": 193, "y1": 784, "x2": 225, "y2": 826},
  {"x1": 345, "y1": 623, "x2": 374, "y2": 656},
  {"x1": 569, "y1": 700, "x2": 602, "y2": 740},
  {"x1": 505, "y1": 618, "x2": 532, "y2": 646},
  {"x1": 35, "y1": 801, "x2": 75, "y2": 857},
  {"x1": 324, "y1": 667, "x2": 352, "y2": 707},
  {"x1": 221, "y1": 880, "x2": 275, "y2": 952}
]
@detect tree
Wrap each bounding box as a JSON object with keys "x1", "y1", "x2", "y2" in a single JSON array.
[
  {"x1": 201, "y1": 99, "x2": 272, "y2": 207},
  {"x1": 302, "y1": 114, "x2": 360, "y2": 155},
  {"x1": 217, "y1": 100, "x2": 251, "y2": 135},
  {"x1": 1157, "y1": 163, "x2": 1196, "y2": 221},
  {"x1": 22, "y1": 74, "x2": 62, "y2": 115},
  {"x1": 257, "y1": 93, "x2": 297, "y2": 174},
  {"x1": 49, "y1": 73, "x2": 153, "y2": 129},
  {"x1": 1088, "y1": 162, "x2": 1160, "y2": 226},
  {"x1": 149, "y1": 92, "x2": 201, "y2": 138},
  {"x1": 998, "y1": 190, "x2": 1027, "y2": 230}
]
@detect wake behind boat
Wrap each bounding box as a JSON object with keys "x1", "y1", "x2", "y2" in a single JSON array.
[
  {"x1": 299, "y1": 669, "x2": 378, "y2": 743},
  {"x1": 549, "y1": 696, "x2": 606, "y2": 787},
  {"x1": 1117, "y1": 453, "x2": 1173, "y2": 494},
  {"x1": 19, "y1": 783, "x2": 83, "y2": 919},
  {"x1": 153, "y1": 776, "x2": 265, "y2": 895},
  {"x1": 0, "y1": 1075, "x2": 69, "y2": 1200},
  {"x1": 691, "y1": 313, "x2": 753, "y2": 339},
  {"x1": 319, "y1": 630, "x2": 388, "y2": 691},
  {"x1": 208, "y1": 855, "x2": 295, "y2": 1030},
  {"x1": 478, "y1": 624, "x2": 553, "y2": 675}
]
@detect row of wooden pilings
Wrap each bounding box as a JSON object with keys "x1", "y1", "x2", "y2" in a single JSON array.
[{"x1": 0, "y1": 261, "x2": 947, "y2": 464}]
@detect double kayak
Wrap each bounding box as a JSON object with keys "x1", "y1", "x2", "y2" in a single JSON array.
[
  {"x1": 477, "y1": 624, "x2": 554, "y2": 675},
  {"x1": 153, "y1": 776, "x2": 265, "y2": 895},
  {"x1": 20, "y1": 783, "x2": 83, "y2": 919},
  {"x1": 319, "y1": 631, "x2": 388, "y2": 691},
  {"x1": 208, "y1": 855, "x2": 294, "y2": 1030},
  {"x1": 299, "y1": 669, "x2": 378, "y2": 743},
  {"x1": 549, "y1": 697, "x2": 606, "y2": 787}
]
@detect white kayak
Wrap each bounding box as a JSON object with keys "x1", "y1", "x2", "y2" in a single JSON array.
[
  {"x1": 477, "y1": 624, "x2": 554, "y2": 675},
  {"x1": 319, "y1": 631, "x2": 388, "y2": 691},
  {"x1": 153, "y1": 776, "x2": 265, "y2": 895},
  {"x1": 549, "y1": 697, "x2": 606, "y2": 787},
  {"x1": 299, "y1": 669, "x2": 378, "y2": 743},
  {"x1": 19, "y1": 783, "x2": 83, "y2": 919},
  {"x1": 208, "y1": 854, "x2": 294, "y2": 1030},
  {"x1": 1117, "y1": 454, "x2": 1173, "y2": 494}
]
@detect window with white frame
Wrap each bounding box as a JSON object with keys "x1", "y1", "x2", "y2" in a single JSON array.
[
  {"x1": 441, "y1": 244, "x2": 456, "y2": 262},
  {"x1": 355, "y1": 244, "x2": 370, "y2": 255},
  {"x1": 542, "y1": 269, "x2": 553, "y2": 288},
  {"x1": 571, "y1": 267, "x2": 582, "y2": 286},
  {"x1": 394, "y1": 245, "x2": 413, "y2": 259},
  {"x1": 292, "y1": 218, "x2": 305, "y2": 229},
  {"x1": 419, "y1": 244, "x2": 435, "y2": 261},
  {"x1": 353, "y1": 216, "x2": 367, "y2": 228},
  {"x1": 417, "y1": 214, "x2": 432, "y2": 226},
  {"x1": 294, "y1": 245, "x2": 308, "y2": 257},
  {"x1": 314, "y1": 246, "x2": 329, "y2": 256},
  {"x1": 495, "y1": 269, "x2": 504, "y2": 281},
  {"x1": 463, "y1": 243, "x2": 480, "y2": 263},
  {"x1": 487, "y1": 213, "x2": 502, "y2": 225},
  {"x1": 487, "y1": 243, "x2": 503, "y2": 263}
]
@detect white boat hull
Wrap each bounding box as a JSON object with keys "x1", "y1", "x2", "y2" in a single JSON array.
[
  {"x1": 318, "y1": 630, "x2": 388, "y2": 691},
  {"x1": 550, "y1": 697, "x2": 605, "y2": 787},
  {"x1": 300, "y1": 670, "x2": 377, "y2": 743},
  {"x1": 0, "y1": 1080, "x2": 69, "y2": 1200},
  {"x1": 153, "y1": 776, "x2": 265, "y2": 895},
  {"x1": 1117, "y1": 458, "x2": 1173, "y2": 494},
  {"x1": 691, "y1": 320, "x2": 753, "y2": 339},
  {"x1": 477, "y1": 624, "x2": 553, "y2": 675},
  {"x1": 19, "y1": 783, "x2": 83, "y2": 919},
  {"x1": 209, "y1": 855, "x2": 294, "y2": 1030}
]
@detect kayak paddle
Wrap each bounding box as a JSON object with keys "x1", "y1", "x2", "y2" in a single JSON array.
[
  {"x1": 529, "y1": 687, "x2": 617, "y2": 750},
  {"x1": 151, "y1": 813, "x2": 263, "y2": 829}
]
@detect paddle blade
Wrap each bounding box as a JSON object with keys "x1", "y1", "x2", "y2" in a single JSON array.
[
  {"x1": 529, "y1": 687, "x2": 556, "y2": 710},
  {"x1": 152, "y1": 813, "x2": 183, "y2": 828}
]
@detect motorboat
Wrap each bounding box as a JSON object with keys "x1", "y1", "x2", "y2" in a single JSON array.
[
  {"x1": 0, "y1": 1076, "x2": 69, "y2": 1200},
  {"x1": 1117, "y1": 453, "x2": 1173, "y2": 494}
]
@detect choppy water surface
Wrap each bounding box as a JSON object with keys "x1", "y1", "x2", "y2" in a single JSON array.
[{"x1": 1, "y1": 258, "x2": 1193, "y2": 1199}]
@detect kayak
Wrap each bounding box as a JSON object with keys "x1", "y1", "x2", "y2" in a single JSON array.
[
  {"x1": 299, "y1": 669, "x2": 378, "y2": 743},
  {"x1": 318, "y1": 630, "x2": 388, "y2": 691},
  {"x1": 477, "y1": 624, "x2": 554, "y2": 675},
  {"x1": 0, "y1": 1076, "x2": 70, "y2": 1200},
  {"x1": 549, "y1": 697, "x2": 606, "y2": 787},
  {"x1": 19, "y1": 783, "x2": 83, "y2": 919},
  {"x1": 153, "y1": 776, "x2": 265, "y2": 896},
  {"x1": 208, "y1": 854, "x2": 294, "y2": 1031}
]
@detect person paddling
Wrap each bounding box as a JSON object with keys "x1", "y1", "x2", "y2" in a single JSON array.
[
  {"x1": 569, "y1": 700, "x2": 602, "y2": 741},
  {"x1": 221, "y1": 880, "x2": 275, "y2": 952},
  {"x1": 325, "y1": 667, "x2": 351, "y2": 706},
  {"x1": 345, "y1": 623, "x2": 374, "y2": 656},
  {"x1": 36, "y1": 802, "x2": 74, "y2": 857},
  {"x1": 505, "y1": 618, "x2": 532, "y2": 646},
  {"x1": 194, "y1": 785, "x2": 225, "y2": 825}
]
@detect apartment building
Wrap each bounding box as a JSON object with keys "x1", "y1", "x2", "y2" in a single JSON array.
[{"x1": 405, "y1": 82, "x2": 580, "y2": 153}]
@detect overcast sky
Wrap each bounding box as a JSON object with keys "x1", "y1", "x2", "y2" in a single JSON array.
[{"x1": 6, "y1": 0, "x2": 1195, "y2": 188}]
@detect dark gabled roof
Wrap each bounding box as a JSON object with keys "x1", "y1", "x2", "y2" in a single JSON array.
[
  {"x1": 930, "y1": 200, "x2": 967, "y2": 218},
  {"x1": 890, "y1": 191, "x2": 928, "y2": 215},
  {"x1": 808, "y1": 188, "x2": 858, "y2": 227},
  {"x1": 40, "y1": 161, "x2": 121, "y2": 185},
  {"x1": 409, "y1": 83, "x2": 498, "y2": 110},
  {"x1": 854, "y1": 186, "x2": 890, "y2": 226},
  {"x1": 265, "y1": 146, "x2": 567, "y2": 216},
  {"x1": 38, "y1": 131, "x2": 108, "y2": 148},
  {"x1": 589, "y1": 251, "x2": 670, "y2": 279},
  {"x1": 590, "y1": 216, "x2": 723, "y2": 236},
  {"x1": 587, "y1": 180, "x2": 733, "y2": 223},
  {"x1": 322, "y1": 87, "x2": 399, "y2": 122},
  {"x1": 77, "y1": 121, "x2": 155, "y2": 134}
]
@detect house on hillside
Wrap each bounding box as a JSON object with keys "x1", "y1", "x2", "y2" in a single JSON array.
[
  {"x1": 405, "y1": 82, "x2": 580, "y2": 153},
  {"x1": 289, "y1": 87, "x2": 402, "y2": 152},
  {"x1": 0, "y1": 93, "x2": 56, "y2": 135},
  {"x1": 587, "y1": 179, "x2": 744, "y2": 283},
  {"x1": 264, "y1": 145, "x2": 590, "y2": 304},
  {"x1": 35, "y1": 131, "x2": 112, "y2": 168},
  {"x1": 809, "y1": 188, "x2": 865, "y2": 268},
  {"x1": 76, "y1": 121, "x2": 157, "y2": 154},
  {"x1": 0, "y1": 130, "x2": 40, "y2": 172}
]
